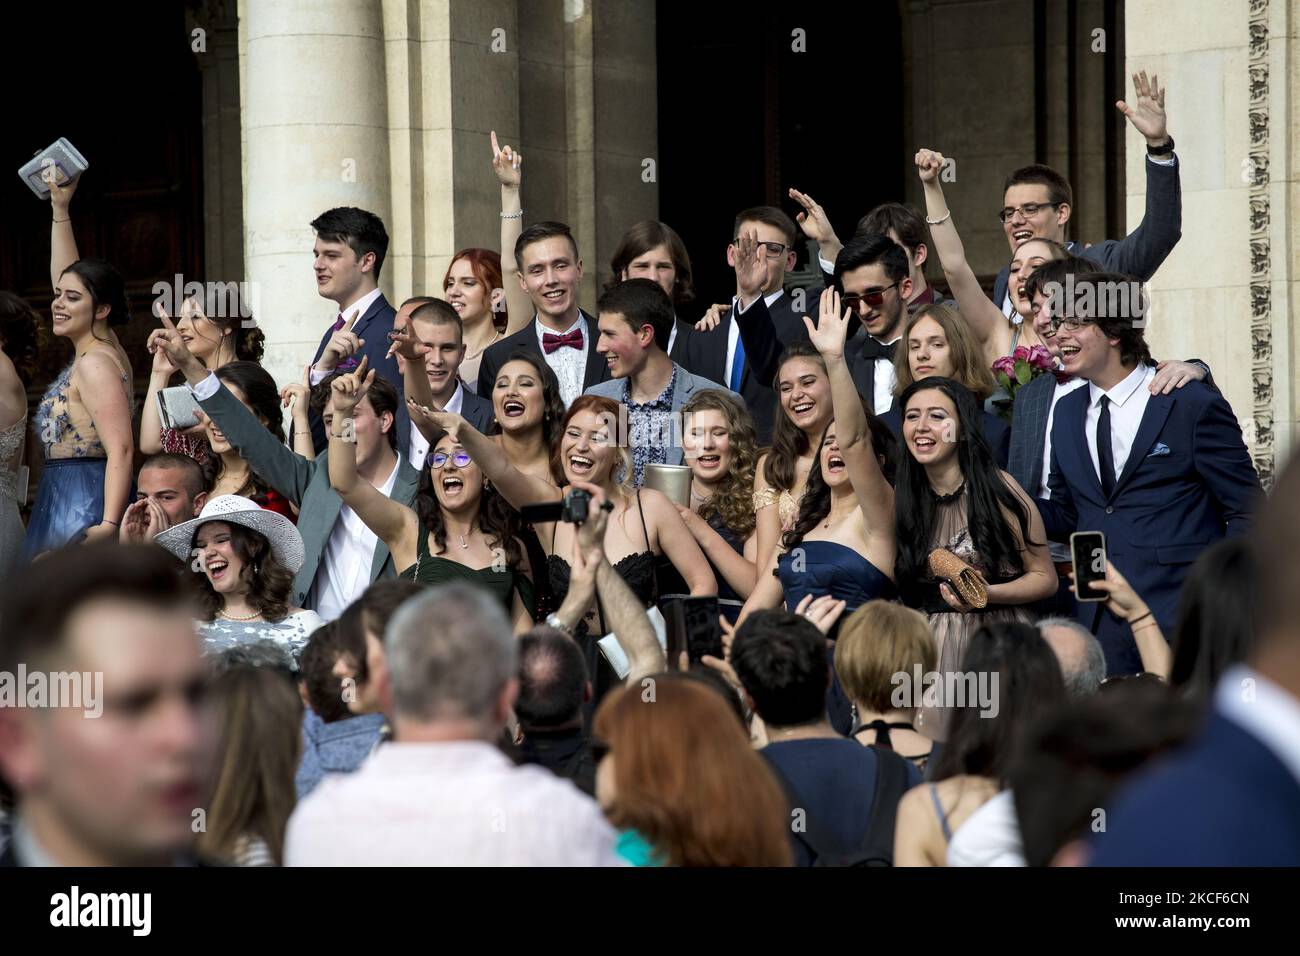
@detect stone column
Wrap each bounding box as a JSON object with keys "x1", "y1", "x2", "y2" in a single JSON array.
[
  {"x1": 241, "y1": 0, "x2": 392, "y2": 396},
  {"x1": 1124, "y1": 0, "x2": 1295, "y2": 487}
]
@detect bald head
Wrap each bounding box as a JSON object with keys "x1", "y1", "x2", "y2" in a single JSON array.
[
  {"x1": 516, "y1": 627, "x2": 588, "y2": 730},
  {"x1": 1039, "y1": 618, "x2": 1106, "y2": 698}
]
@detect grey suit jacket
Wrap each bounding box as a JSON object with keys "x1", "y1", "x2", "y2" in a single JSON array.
[
  {"x1": 196, "y1": 380, "x2": 422, "y2": 608},
  {"x1": 584, "y1": 363, "x2": 739, "y2": 466}
]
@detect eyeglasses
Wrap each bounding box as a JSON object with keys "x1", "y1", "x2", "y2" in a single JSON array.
[
  {"x1": 842, "y1": 283, "x2": 900, "y2": 310},
  {"x1": 732, "y1": 238, "x2": 791, "y2": 259},
  {"x1": 430, "y1": 450, "x2": 472, "y2": 469},
  {"x1": 1048, "y1": 316, "x2": 1092, "y2": 333},
  {"x1": 998, "y1": 201, "x2": 1061, "y2": 223}
]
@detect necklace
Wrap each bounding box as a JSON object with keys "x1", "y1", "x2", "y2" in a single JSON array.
[
  {"x1": 459, "y1": 534, "x2": 469, "y2": 549},
  {"x1": 690, "y1": 483, "x2": 710, "y2": 505},
  {"x1": 931, "y1": 481, "x2": 966, "y2": 505},
  {"x1": 218, "y1": 607, "x2": 262, "y2": 622}
]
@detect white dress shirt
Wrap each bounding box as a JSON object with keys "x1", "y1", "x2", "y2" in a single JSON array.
[
  {"x1": 731, "y1": 288, "x2": 787, "y2": 389},
  {"x1": 1216, "y1": 665, "x2": 1300, "y2": 789},
  {"x1": 310, "y1": 286, "x2": 386, "y2": 386},
  {"x1": 310, "y1": 453, "x2": 402, "y2": 622},
  {"x1": 536, "y1": 313, "x2": 590, "y2": 408},
  {"x1": 407, "y1": 381, "x2": 464, "y2": 470},
  {"x1": 284, "y1": 740, "x2": 625, "y2": 866},
  {"x1": 1085, "y1": 364, "x2": 1154, "y2": 489},
  {"x1": 869, "y1": 338, "x2": 901, "y2": 416}
]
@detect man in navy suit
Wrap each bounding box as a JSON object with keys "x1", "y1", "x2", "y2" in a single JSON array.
[
  {"x1": 395, "y1": 299, "x2": 494, "y2": 468},
  {"x1": 991, "y1": 71, "x2": 1181, "y2": 314},
  {"x1": 1038, "y1": 272, "x2": 1261, "y2": 674},
  {"x1": 672, "y1": 206, "x2": 810, "y2": 444},
  {"x1": 1013, "y1": 258, "x2": 1213, "y2": 617},
  {"x1": 475, "y1": 221, "x2": 609, "y2": 406},
  {"x1": 306, "y1": 206, "x2": 408, "y2": 453},
  {"x1": 1090, "y1": 451, "x2": 1300, "y2": 866}
]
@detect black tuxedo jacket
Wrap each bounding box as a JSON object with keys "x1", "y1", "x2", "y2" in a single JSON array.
[
  {"x1": 474, "y1": 310, "x2": 609, "y2": 398},
  {"x1": 460, "y1": 385, "x2": 495, "y2": 433}
]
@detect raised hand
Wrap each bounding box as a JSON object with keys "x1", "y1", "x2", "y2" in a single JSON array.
[
  {"x1": 1116, "y1": 70, "x2": 1169, "y2": 146},
  {"x1": 490, "y1": 130, "x2": 522, "y2": 189},
  {"x1": 329, "y1": 354, "x2": 373, "y2": 418},
  {"x1": 915, "y1": 148, "x2": 946, "y2": 185},
  {"x1": 693, "y1": 302, "x2": 732, "y2": 333},
  {"x1": 788, "y1": 188, "x2": 837, "y2": 245},
  {"x1": 386, "y1": 321, "x2": 429, "y2": 362},
  {"x1": 803, "y1": 287, "x2": 851, "y2": 358},
  {"x1": 148, "y1": 306, "x2": 201, "y2": 375},
  {"x1": 281, "y1": 363, "x2": 312, "y2": 413},
  {"x1": 119, "y1": 498, "x2": 167, "y2": 544},
  {"x1": 406, "y1": 398, "x2": 463, "y2": 438},
  {"x1": 733, "y1": 229, "x2": 767, "y2": 301},
  {"x1": 1071, "y1": 562, "x2": 1149, "y2": 624},
  {"x1": 45, "y1": 168, "x2": 79, "y2": 211},
  {"x1": 317, "y1": 310, "x2": 362, "y2": 373}
]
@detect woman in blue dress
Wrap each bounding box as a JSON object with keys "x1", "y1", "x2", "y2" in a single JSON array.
[{"x1": 24, "y1": 175, "x2": 134, "y2": 559}]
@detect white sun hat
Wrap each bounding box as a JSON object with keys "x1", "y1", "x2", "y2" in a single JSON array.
[{"x1": 153, "y1": 494, "x2": 306, "y2": 574}]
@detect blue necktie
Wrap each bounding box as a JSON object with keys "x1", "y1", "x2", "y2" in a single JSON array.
[{"x1": 730, "y1": 330, "x2": 746, "y2": 392}]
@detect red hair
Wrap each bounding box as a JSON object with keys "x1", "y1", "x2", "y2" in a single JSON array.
[
  {"x1": 443, "y1": 248, "x2": 506, "y2": 332},
  {"x1": 594, "y1": 676, "x2": 792, "y2": 866},
  {"x1": 549, "y1": 395, "x2": 632, "y2": 493}
]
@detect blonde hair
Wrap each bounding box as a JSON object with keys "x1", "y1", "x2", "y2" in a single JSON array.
[
  {"x1": 892, "y1": 303, "x2": 998, "y2": 402},
  {"x1": 834, "y1": 601, "x2": 937, "y2": 714}
]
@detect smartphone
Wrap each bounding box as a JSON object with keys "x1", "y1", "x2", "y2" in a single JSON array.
[
  {"x1": 665, "y1": 597, "x2": 722, "y2": 665},
  {"x1": 158, "y1": 386, "x2": 201, "y2": 431},
  {"x1": 1070, "y1": 531, "x2": 1107, "y2": 602}
]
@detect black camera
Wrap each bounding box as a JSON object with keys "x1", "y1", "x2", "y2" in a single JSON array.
[{"x1": 519, "y1": 487, "x2": 593, "y2": 525}]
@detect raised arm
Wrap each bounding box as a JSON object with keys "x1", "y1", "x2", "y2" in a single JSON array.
[
  {"x1": 48, "y1": 174, "x2": 81, "y2": 287},
  {"x1": 1108, "y1": 71, "x2": 1181, "y2": 279},
  {"x1": 280, "y1": 364, "x2": 317, "y2": 459},
  {"x1": 789, "y1": 188, "x2": 843, "y2": 277},
  {"x1": 76, "y1": 352, "x2": 133, "y2": 542},
  {"x1": 752, "y1": 455, "x2": 785, "y2": 575},
  {"x1": 387, "y1": 320, "x2": 435, "y2": 410},
  {"x1": 408, "y1": 401, "x2": 556, "y2": 511},
  {"x1": 152, "y1": 311, "x2": 315, "y2": 502},
  {"x1": 914, "y1": 148, "x2": 1008, "y2": 352},
  {"x1": 326, "y1": 357, "x2": 420, "y2": 566},
  {"x1": 492, "y1": 131, "x2": 533, "y2": 336},
  {"x1": 807, "y1": 288, "x2": 895, "y2": 542}
]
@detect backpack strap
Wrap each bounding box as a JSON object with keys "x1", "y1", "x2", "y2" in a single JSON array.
[{"x1": 858, "y1": 745, "x2": 914, "y2": 865}]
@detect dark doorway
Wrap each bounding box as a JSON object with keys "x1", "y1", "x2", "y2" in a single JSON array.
[
  {"x1": 656, "y1": 0, "x2": 904, "y2": 309},
  {"x1": 0, "y1": 1, "x2": 205, "y2": 397}
]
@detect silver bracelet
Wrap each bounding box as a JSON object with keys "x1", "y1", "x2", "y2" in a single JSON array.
[
  {"x1": 500, "y1": 209, "x2": 523, "y2": 220},
  {"x1": 925, "y1": 210, "x2": 952, "y2": 226}
]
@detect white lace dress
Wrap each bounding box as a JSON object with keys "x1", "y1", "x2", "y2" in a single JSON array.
[{"x1": 0, "y1": 416, "x2": 27, "y2": 574}]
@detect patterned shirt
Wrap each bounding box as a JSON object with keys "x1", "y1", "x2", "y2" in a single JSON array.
[
  {"x1": 624, "y1": 364, "x2": 678, "y2": 487},
  {"x1": 536, "y1": 314, "x2": 590, "y2": 408}
]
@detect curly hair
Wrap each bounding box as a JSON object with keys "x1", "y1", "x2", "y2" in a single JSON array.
[
  {"x1": 412, "y1": 429, "x2": 524, "y2": 569},
  {"x1": 763, "y1": 343, "x2": 829, "y2": 493},
  {"x1": 192, "y1": 523, "x2": 294, "y2": 623},
  {"x1": 681, "y1": 389, "x2": 758, "y2": 539},
  {"x1": 0, "y1": 291, "x2": 40, "y2": 386}
]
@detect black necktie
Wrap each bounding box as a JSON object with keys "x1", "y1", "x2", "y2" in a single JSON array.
[
  {"x1": 1096, "y1": 395, "x2": 1116, "y2": 498},
  {"x1": 860, "y1": 337, "x2": 897, "y2": 362}
]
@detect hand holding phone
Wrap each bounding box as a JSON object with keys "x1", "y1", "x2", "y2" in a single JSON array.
[{"x1": 1070, "y1": 531, "x2": 1107, "y2": 602}]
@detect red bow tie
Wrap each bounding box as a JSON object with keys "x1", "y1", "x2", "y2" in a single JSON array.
[
  {"x1": 331, "y1": 312, "x2": 347, "y2": 332},
  {"x1": 542, "y1": 329, "x2": 584, "y2": 354}
]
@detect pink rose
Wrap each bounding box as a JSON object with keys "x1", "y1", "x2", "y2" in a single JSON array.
[
  {"x1": 1012, "y1": 345, "x2": 1032, "y2": 362},
  {"x1": 1026, "y1": 344, "x2": 1055, "y2": 370},
  {"x1": 992, "y1": 355, "x2": 1016, "y2": 377}
]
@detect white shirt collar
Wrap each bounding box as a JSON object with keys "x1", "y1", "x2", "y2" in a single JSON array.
[
  {"x1": 444, "y1": 381, "x2": 464, "y2": 416},
  {"x1": 1089, "y1": 363, "x2": 1151, "y2": 409},
  {"x1": 377, "y1": 453, "x2": 403, "y2": 495},
  {"x1": 535, "y1": 311, "x2": 586, "y2": 339},
  {"x1": 1216, "y1": 665, "x2": 1300, "y2": 788},
  {"x1": 338, "y1": 286, "x2": 384, "y2": 323}
]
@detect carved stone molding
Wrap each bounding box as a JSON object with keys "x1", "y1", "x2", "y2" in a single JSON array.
[{"x1": 1247, "y1": 0, "x2": 1273, "y2": 488}]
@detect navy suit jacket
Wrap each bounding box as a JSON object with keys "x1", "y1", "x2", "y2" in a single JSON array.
[
  {"x1": 1089, "y1": 710, "x2": 1300, "y2": 866},
  {"x1": 474, "y1": 311, "x2": 609, "y2": 399},
  {"x1": 1039, "y1": 377, "x2": 1261, "y2": 673},
  {"x1": 992, "y1": 156, "x2": 1182, "y2": 308},
  {"x1": 308, "y1": 292, "x2": 409, "y2": 454}
]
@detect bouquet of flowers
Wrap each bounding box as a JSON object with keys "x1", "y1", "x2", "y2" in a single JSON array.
[{"x1": 991, "y1": 344, "x2": 1060, "y2": 422}]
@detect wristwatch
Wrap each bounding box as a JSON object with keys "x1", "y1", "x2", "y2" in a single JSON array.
[
  {"x1": 544, "y1": 613, "x2": 573, "y2": 637},
  {"x1": 1146, "y1": 136, "x2": 1174, "y2": 155}
]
